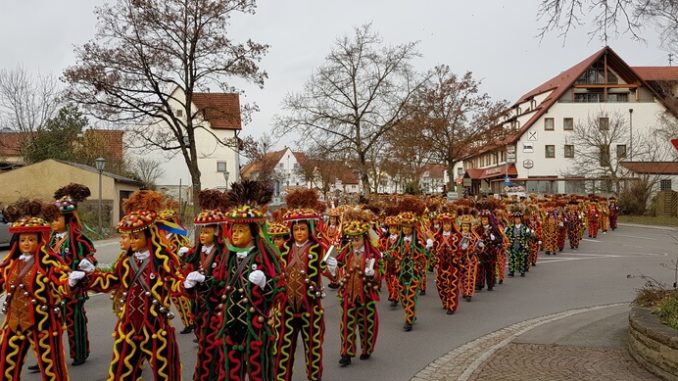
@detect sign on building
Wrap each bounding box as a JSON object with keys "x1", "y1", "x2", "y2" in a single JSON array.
[{"x1": 506, "y1": 145, "x2": 516, "y2": 163}]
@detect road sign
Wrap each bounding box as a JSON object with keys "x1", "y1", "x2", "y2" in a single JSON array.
[{"x1": 672, "y1": 138, "x2": 678, "y2": 152}]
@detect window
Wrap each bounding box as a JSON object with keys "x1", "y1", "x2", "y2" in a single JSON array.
[
  {"x1": 608, "y1": 93, "x2": 629, "y2": 102},
  {"x1": 544, "y1": 118, "x2": 554, "y2": 131},
  {"x1": 545, "y1": 145, "x2": 555, "y2": 158},
  {"x1": 175, "y1": 109, "x2": 183, "y2": 117},
  {"x1": 564, "y1": 145, "x2": 574, "y2": 158},
  {"x1": 457, "y1": 167, "x2": 464, "y2": 177},
  {"x1": 563, "y1": 117, "x2": 574, "y2": 131},
  {"x1": 217, "y1": 161, "x2": 227, "y2": 172},
  {"x1": 599, "y1": 117, "x2": 609, "y2": 131},
  {"x1": 574, "y1": 93, "x2": 603, "y2": 103},
  {"x1": 661, "y1": 179, "x2": 672, "y2": 191},
  {"x1": 616, "y1": 144, "x2": 627, "y2": 159},
  {"x1": 599, "y1": 145, "x2": 610, "y2": 166}
]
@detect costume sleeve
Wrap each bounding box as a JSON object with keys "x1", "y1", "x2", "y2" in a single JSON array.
[{"x1": 86, "y1": 256, "x2": 124, "y2": 294}]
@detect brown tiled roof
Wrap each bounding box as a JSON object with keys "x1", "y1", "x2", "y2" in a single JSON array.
[
  {"x1": 620, "y1": 161, "x2": 678, "y2": 175},
  {"x1": 632, "y1": 67, "x2": 678, "y2": 81},
  {"x1": 241, "y1": 148, "x2": 286, "y2": 178},
  {"x1": 192, "y1": 93, "x2": 241, "y2": 130},
  {"x1": 464, "y1": 163, "x2": 517, "y2": 179},
  {"x1": 421, "y1": 164, "x2": 446, "y2": 179},
  {"x1": 0, "y1": 131, "x2": 31, "y2": 156}
]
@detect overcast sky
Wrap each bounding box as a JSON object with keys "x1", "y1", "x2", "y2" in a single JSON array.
[{"x1": 0, "y1": 0, "x2": 672, "y2": 148}]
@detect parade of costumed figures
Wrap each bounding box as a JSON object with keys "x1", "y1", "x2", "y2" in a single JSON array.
[
  {"x1": 504, "y1": 204, "x2": 533, "y2": 277},
  {"x1": 158, "y1": 199, "x2": 195, "y2": 335},
  {"x1": 390, "y1": 196, "x2": 430, "y2": 332},
  {"x1": 431, "y1": 205, "x2": 463, "y2": 314},
  {"x1": 541, "y1": 203, "x2": 560, "y2": 256},
  {"x1": 335, "y1": 206, "x2": 382, "y2": 367},
  {"x1": 50, "y1": 183, "x2": 98, "y2": 366},
  {"x1": 219, "y1": 180, "x2": 284, "y2": 381},
  {"x1": 274, "y1": 188, "x2": 331, "y2": 381},
  {"x1": 379, "y1": 204, "x2": 401, "y2": 307},
  {"x1": 0, "y1": 200, "x2": 72, "y2": 381},
  {"x1": 72, "y1": 190, "x2": 185, "y2": 381},
  {"x1": 182, "y1": 189, "x2": 232, "y2": 381},
  {"x1": 267, "y1": 209, "x2": 290, "y2": 251}
]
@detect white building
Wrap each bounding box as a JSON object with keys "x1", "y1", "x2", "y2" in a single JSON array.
[
  {"x1": 137, "y1": 87, "x2": 242, "y2": 193},
  {"x1": 461, "y1": 46, "x2": 678, "y2": 195}
]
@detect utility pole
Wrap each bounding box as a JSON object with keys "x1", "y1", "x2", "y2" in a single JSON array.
[{"x1": 670, "y1": 53, "x2": 674, "y2": 66}]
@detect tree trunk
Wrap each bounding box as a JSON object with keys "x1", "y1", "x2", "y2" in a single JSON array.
[
  {"x1": 358, "y1": 152, "x2": 371, "y2": 195},
  {"x1": 446, "y1": 158, "x2": 456, "y2": 193}
]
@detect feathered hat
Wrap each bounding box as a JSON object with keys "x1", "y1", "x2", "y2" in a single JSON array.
[
  {"x1": 118, "y1": 190, "x2": 164, "y2": 232},
  {"x1": 457, "y1": 206, "x2": 478, "y2": 226},
  {"x1": 509, "y1": 203, "x2": 525, "y2": 218},
  {"x1": 3, "y1": 199, "x2": 58, "y2": 234},
  {"x1": 267, "y1": 222, "x2": 290, "y2": 237},
  {"x1": 342, "y1": 206, "x2": 373, "y2": 236},
  {"x1": 397, "y1": 196, "x2": 425, "y2": 226},
  {"x1": 225, "y1": 180, "x2": 273, "y2": 224},
  {"x1": 283, "y1": 189, "x2": 320, "y2": 223},
  {"x1": 383, "y1": 204, "x2": 400, "y2": 227},
  {"x1": 194, "y1": 189, "x2": 229, "y2": 226},
  {"x1": 53, "y1": 183, "x2": 91, "y2": 214}
]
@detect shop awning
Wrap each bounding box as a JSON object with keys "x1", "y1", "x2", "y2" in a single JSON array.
[{"x1": 464, "y1": 163, "x2": 517, "y2": 180}]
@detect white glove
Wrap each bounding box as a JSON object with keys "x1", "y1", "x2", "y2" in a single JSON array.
[
  {"x1": 326, "y1": 257, "x2": 338, "y2": 276},
  {"x1": 538, "y1": 240, "x2": 542, "y2": 245},
  {"x1": 364, "y1": 267, "x2": 375, "y2": 277},
  {"x1": 559, "y1": 222, "x2": 564, "y2": 227},
  {"x1": 78, "y1": 259, "x2": 95, "y2": 273},
  {"x1": 69, "y1": 271, "x2": 86, "y2": 287},
  {"x1": 478, "y1": 242, "x2": 485, "y2": 248},
  {"x1": 426, "y1": 238, "x2": 434, "y2": 249},
  {"x1": 177, "y1": 247, "x2": 190, "y2": 257},
  {"x1": 490, "y1": 234, "x2": 496, "y2": 240},
  {"x1": 183, "y1": 271, "x2": 206, "y2": 289},
  {"x1": 248, "y1": 270, "x2": 267, "y2": 288}
]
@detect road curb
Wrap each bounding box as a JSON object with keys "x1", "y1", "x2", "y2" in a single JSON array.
[
  {"x1": 618, "y1": 223, "x2": 678, "y2": 231},
  {"x1": 409, "y1": 302, "x2": 628, "y2": 381}
]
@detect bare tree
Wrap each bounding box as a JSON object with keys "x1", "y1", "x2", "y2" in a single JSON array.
[
  {"x1": 275, "y1": 24, "x2": 424, "y2": 195},
  {"x1": 131, "y1": 157, "x2": 166, "y2": 189},
  {"x1": 63, "y1": 0, "x2": 268, "y2": 211},
  {"x1": 408, "y1": 66, "x2": 507, "y2": 191},
  {"x1": 240, "y1": 133, "x2": 280, "y2": 183},
  {"x1": 0, "y1": 67, "x2": 61, "y2": 133},
  {"x1": 536, "y1": 0, "x2": 678, "y2": 45}
]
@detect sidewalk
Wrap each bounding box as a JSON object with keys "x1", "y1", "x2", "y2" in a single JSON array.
[{"x1": 411, "y1": 304, "x2": 659, "y2": 381}]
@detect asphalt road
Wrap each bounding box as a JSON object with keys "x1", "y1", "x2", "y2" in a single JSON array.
[{"x1": 1, "y1": 224, "x2": 676, "y2": 381}]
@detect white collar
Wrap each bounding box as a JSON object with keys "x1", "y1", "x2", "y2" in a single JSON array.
[
  {"x1": 404, "y1": 236, "x2": 412, "y2": 242},
  {"x1": 236, "y1": 246, "x2": 254, "y2": 259},
  {"x1": 389, "y1": 234, "x2": 398, "y2": 240},
  {"x1": 134, "y1": 250, "x2": 150, "y2": 261},
  {"x1": 55, "y1": 231, "x2": 67, "y2": 239},
  {"x1": 294, "y1": 240, "x2": 310, "y2": 248},
  {"x1": 18, "y1": 253, "x2": 34, "y2": 262},
  {"x1": 201, "y1": 244, "x2": 214, "y2": 253},
  {"x1": 443, "y1": 231, "x2": 451, "y2": 236}
]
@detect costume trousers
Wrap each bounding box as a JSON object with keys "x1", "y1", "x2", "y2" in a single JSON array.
[
  {"x1": 172, "y1": 296, "x2": 194, "y2": 329},
  {"x1": 193, "y1": 308, "x2": 226, "y2": 381},
  {"x1": 0, "y1": 325, "x2": 69, "y2": 381},
  {"x1": 496, "y1": 250, "x2": 507, "y2": 282},
  {"x1": 338, "y1": 299, "x2": 378, "y2": 358},
  {"x1": 557, "y1": 228, "x2": 567, "y2": 251},
  {"x1": 461, "y1": 257, "x2": 479, "y2": 298},
  {"x1": 64, "y1": 296, "x2": 89, "y2": 363},
  {"x1": 107, "y1": 323, "x2": 180, "y2": 381},
  {"x1": 224, "y1": 326, "x2": 273, "y2": 381},
  {"x1": 588, "y1": 221, "x2": 599, "y2": 238},
  {"x1": 528, "y1": 242, "x2": 539, "y2": 266},
  {"x1": 420, "y1": 255, "x2": 430, "y2": 293},
  {"x1": 275, "y1": 304, "x2": 324, "y2": 381},
  {"x1": 398, "y1": 281, "x2": 419, "y2": 325},
  {"x1": 385, "y1": 262, "x2": 399, "y2": 302},
  {"x1": 508, "y1": 248, "x2": 528, "y2": 275},
  {"x1": 601, "y1": 217, "x2": 609, "y2": 232},
  {"x1": 435, "y1": 263, "x2": 461, "y2": 311},
  {"x1": 476, "y1": 257, "x2": 496, "y2": 290},
  {"x1": 568, "y1": 226, "x2": 580, "y2": 249}
]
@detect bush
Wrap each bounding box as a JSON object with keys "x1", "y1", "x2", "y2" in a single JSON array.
[
  {"x1": 658, "y1": 294, "x2": 678, "y2": 330},
  {"x1": 619, "y1": 178, "x2": 652, "y2": 215}
]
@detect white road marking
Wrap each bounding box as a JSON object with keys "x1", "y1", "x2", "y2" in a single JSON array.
[
  {"x1": 615, "y1": 234, "x2": 660, "y2": 241},
  {"x1": 582, "y1": 238, "x2": 601, "y2": 243}
]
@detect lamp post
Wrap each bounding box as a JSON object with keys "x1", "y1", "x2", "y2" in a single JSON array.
[
  {"x1": 629, "y1": 108, "x2": 634, "y2": 161},
  {"x1": 95, "y1": 157, "x2": 106, "y2": 236}
]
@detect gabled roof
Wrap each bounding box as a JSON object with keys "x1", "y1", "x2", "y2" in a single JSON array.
[
  {"x1": 421, "y1": 164, "x2": 446, "y2": 179},
  {"x1": 632, "y1": 67, "x2": 678, "y2": 81},
  {"x1": 620, "y1": 161, "x2": 678, "y2": 175},
  {"x1": 241, "y1": 148, "x2": 287, "y2": 178},
  {"x1": 54, "y1": 160, "x2": 142, "y2": 185},
  {"x1": 192, "y1": 93, "x2": 241, "y2": 130}
]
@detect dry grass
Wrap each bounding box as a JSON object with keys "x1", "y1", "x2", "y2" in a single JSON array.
[{"x1": 634, "y1": 287, "x2": 678, "y2": 308}]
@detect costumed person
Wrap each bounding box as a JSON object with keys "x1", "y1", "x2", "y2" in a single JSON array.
[
  {"x1": 50, "y1": 183, "x2": 97, "y2": 366},
  {"x1": 565, "y1": 199, "x2": 583, "y2": 249},
  {"x1": 474, "y1": 205, "x2": 502, "y2": 292},
  {"x1": 609, "y1": 196, "x2": 620, "y2": 230},
  {"x1": 504, "y1": 206, "x2": 532, "y2": 277},
  {"x1": 493, "y1": 205, "x2": 510, "y2": 285},
  {"x1": 432, "y1": 211, "x2": 462, "y2": 314},
  {"x1": 458, "y1": 208, "x2": 480, "y2": 302},
  {"x1": 0, "y1": 200, "x2": 72, "y2": 381},
  {"x1": 556, "y1": 201, "x2": 568, "y2": 253},
  {"x1": 219, "y1": 180, "x2": 283, "y2": 381},
  {"x1": 379, "y1": 207, "x2": 401, "y2": 307},
  {"x1": 335, "y1": 207, "x2": 381, "y2": 367},
  {"x1": 541, "y1": 205, "x2": 559, "y2": 256},
  {"x1": 268, "y1": 209, "x2": 290, "y2": 251},
  {"x1": 76, "y1": 190, "x2": 184, "y2": 381},
  {"x1": 158, "y1": 201, "x2": 195, "y2": 335},
  {"x1": 321, "y1": 206, "x2": 343, "y2": 289},
  {"x1": 587, "y1": 196, "x2": 600, "y2": 238},
  {"x1": 182, "y1": 189, "x2": 231, "y2": 381},
  {"x1": 525, "y1": 204, "x2": 542, "y2": 268},
  {"x1": 599, "y1": 197, "x2": 610, "y2": 234},
  {"x1": 393, "y1": 198, "x2": 429, "y2": 332},
  {"x1": 274, "y1": 189, "x2": 330, "y2": 381}
]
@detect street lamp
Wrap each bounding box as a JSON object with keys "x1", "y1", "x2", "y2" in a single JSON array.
[
  {"x1": 94, "y1": 157, "x2": 106, "y2": 236},
  {"x1": 223, "y1": 168, "x2": 230, "y2": 192},
  {"x1": 629, "y1": 108, "x2": 634, "y2": 161}
]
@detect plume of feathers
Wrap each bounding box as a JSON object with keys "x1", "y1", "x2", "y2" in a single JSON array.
[
  {"x1": 199, "y1": 189, "x2": 229, "y2": 211},
  {"x1": 271, "y1": 208, "x2": 287, "y2": 222},
  {"x1": 228, "y1": 179, "x2": 273, "y2": 207},
  {"x1": 2, "y1": 199, "x2": 53, "y2": 222},
  {"x1": 285, "y1": 189, "x2": 319, "y2": 209},
  {"x1": 315, "y1": 201, "x2": 327, "y2": 214},
  {"x1": 164, "y1": 198, "x2": 180, "y2": 210},
  {"x1": 397, "y1": 196, "x2": 425, "y2": 215},
  {"x1": 383, "y1": 204, "x2": 399, "y2": 217},
  {"x1": 456, "y1": 206, "x2": 478, "y2": 218},
  {"x1": 54, "y1": 183, "x2": 91, "y2": 202},
  {"x1": 123, "y1": 190, "x2": 164, "y2": 214},
  {"x1": 343, "y1": 206, "x2": 373, "y2": 223}
]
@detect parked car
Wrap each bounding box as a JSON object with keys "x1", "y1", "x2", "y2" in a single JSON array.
[{"x1": 0, "y1": 214, "x2": 11, "y2": 247}]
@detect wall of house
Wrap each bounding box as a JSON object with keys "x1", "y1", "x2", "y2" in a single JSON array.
[{"x1": 276, "y1": 149, "x2": 306, "y2": 188}]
